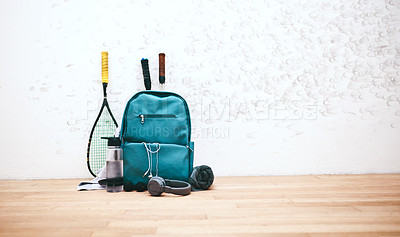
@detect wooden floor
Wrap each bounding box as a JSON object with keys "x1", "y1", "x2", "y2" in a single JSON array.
[{"x1": 0, "y1": 174, "x2": 399, "y2": 237}]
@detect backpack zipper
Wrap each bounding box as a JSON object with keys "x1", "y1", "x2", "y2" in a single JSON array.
[{"x1": 139, "y1": 114, "x2": 176, "y2": 124}]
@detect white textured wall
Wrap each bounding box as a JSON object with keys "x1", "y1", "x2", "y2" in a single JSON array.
[{"x1": 0, "y1": 0, "x2": 399, "y2": 179}]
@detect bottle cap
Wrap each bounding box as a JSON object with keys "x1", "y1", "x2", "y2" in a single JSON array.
[{"x1": 101, "y1": 137, "x2": 121, "y2": 146}]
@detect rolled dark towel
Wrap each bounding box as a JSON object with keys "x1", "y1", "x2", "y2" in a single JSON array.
[{"x1": 188, "y1": 165, "x2": 214, "y2": 191}]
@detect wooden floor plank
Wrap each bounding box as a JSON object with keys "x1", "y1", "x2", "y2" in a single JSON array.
[{"x1": 0, "y1": 174, "x2": 399, "y2": 236}]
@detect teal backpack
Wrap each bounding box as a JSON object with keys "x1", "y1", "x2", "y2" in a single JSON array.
[{"x1": 120, "y1": 91, "x2": 194, "y2": 191}]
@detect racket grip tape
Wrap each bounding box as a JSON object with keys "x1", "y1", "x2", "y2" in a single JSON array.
[
  {"x1": 159, "y1": 53, "x2": 165, "y2": 84},
  {"x1": 101, "y1": 51, "x2": 109, "y2": 84},
  {"x1": 141, "y1": 58, "x2": 151, "y2": 90}
]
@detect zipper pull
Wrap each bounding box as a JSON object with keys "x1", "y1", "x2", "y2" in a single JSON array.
[
  {"x1": 186, "y1": 145, "x2": 193, "y2": 152},
  {"x1": 139, "y1": 114, "x2": 144, "y2": 124}
]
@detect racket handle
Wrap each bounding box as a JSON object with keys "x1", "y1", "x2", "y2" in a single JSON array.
[
  {"x1": 101, "y1": 52, "x2": 109, "y2": 84},
  {"x1": 141, "y1": 58, "x2": 151, "y2": 90},
  {"x1": 159, "y1": 53, "x2": 165, "y2": 85}
]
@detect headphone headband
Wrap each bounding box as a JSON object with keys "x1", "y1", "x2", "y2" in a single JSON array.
[{"x1": 164, "y1": 179, "x2": 191, "y2": 195}]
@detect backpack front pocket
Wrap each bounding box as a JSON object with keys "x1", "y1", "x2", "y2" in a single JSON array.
[
  {"x1": 121, "y1": 91, "x2": 192, "y2": 145},
  {"x1": 124, "y1": 112, "x2": 188, "y2": 145}
]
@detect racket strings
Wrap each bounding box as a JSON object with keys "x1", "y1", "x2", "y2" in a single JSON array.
[{"x1": 89, "y1": 107, "x2": 117, "y2": 175}]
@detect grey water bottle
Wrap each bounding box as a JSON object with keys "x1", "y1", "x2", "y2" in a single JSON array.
[{"x1": 102, "y1": 137, "x2": 123, "y2": 192}]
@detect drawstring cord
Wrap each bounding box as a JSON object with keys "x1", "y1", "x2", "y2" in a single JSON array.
[{"x1": 142, "y1": 142, "x2": 161, "y2": 178}]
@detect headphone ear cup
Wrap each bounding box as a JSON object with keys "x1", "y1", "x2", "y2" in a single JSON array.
[{"x1": 147, "y1": 177, "x2": 165, "y2": 196}]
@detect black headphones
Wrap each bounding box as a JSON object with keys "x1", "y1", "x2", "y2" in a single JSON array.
[{"x1": 147, "y1": 176, "x2": 191, "y2": 196}]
